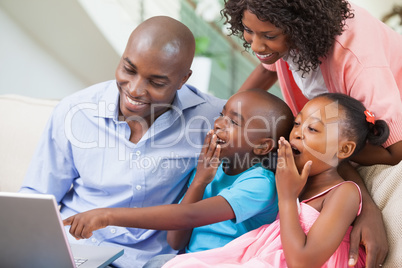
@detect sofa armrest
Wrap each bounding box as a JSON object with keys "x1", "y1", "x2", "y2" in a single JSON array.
[
  {"x1": 358, "y1": 161, "x2": 402, "y2": 267},
  {"x1": 0, "y1": 95, "x2": 59, "y2": 192}
]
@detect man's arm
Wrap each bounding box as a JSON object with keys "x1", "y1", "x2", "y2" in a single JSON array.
[
  {"x1": 337, "y1": 161, "x2": 388, "y2": 267},
  {"x1": 19, "y1": 104, "x2": 77, "y2": 200},
  {"x1": 238, "y1": 64, "x2": 278, "y2": 92}
]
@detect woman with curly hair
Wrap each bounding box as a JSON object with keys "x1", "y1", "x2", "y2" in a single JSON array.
[
  {"x1": 222, "y1": 0, "x2": 402, "y2": 166},
  {"x1": 218, "y1": 0, "x2": 402, "y2": 267}
]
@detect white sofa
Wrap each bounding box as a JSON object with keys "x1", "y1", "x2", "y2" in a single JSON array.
[
  {"x1": 0, "y1": 94, "x2": 58, "y2": 192},
  {"x1": 0, "y1": 94, "x2": 400, "y2": 267}
]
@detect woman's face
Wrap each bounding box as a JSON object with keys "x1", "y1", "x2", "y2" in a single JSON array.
[{"x1": 242, "y1": 10, "x2": 289, "y2": 65}]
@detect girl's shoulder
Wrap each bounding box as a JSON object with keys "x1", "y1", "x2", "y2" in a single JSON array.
[
  {"x1": 303, "y1": 181, "x2": 362, "y2": 216},
  {"x1": 304, "y1": 181, "x2": 361, "y2": 203},
  {"x1": 324, "y1": 181, "x2": 362, "y2": 216},
  {"x1": 330, "y1": 181, "x2": 361, "y2": 196}
]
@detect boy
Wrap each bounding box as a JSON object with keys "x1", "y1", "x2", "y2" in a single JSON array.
[{"x1": 64, "y1": 89, "x2": 294, "y2": 263}]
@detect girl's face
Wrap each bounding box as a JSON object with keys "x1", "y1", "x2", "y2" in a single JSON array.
[
  {"x1": 289, "y1": 97, "x2": 348, "y2": 176},
  {"x1": 242, "y1": 10, "x2": 289, "y2": 65}
]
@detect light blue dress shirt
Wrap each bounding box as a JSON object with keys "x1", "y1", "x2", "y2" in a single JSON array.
[{"x1": 20, "y1": 80, "x2": 225, "y2": 267}]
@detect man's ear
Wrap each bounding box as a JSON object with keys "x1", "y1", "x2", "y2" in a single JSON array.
[
  {"x1": 253, "y1": 138, "x2": 275, "y2": 156},
  {"x1": 337, "y1": 141, "x2": 356, "y2": 159},
  {"x1": 178, "y1": 70, "x2": 192, "y2": 90}
]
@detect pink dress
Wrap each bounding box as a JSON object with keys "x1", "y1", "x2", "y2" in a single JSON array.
[{"x1": 163, "y1": 182, "x2": 366, "y2": 268}]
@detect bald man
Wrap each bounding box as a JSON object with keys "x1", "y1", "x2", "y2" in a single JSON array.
[{"x1": 20, "y1": 16, "x2": 226, "y2": 267}]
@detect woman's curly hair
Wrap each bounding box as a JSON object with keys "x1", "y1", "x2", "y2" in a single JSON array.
[{"x1": 221, "y1": 0, "x2": 354, "y2": 75}]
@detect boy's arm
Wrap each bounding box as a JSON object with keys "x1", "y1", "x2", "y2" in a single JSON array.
[
  {"x1": 337, "y1": 161, "x2": 388, "y2": 267},
  {"x1": 238, "y1": 63, "x2": 278, "y2": 92},
  {"x1": 167, "y1": 131, "x2": 222, "y2": 250},
  {"x1": 63, "y1": 132, "x2": 233, "y2": 243},
  {"x1": 63, "y1": 195, "x2": 235, "y2": 240},
  {"x1": 166, "y1": 176, "x2": 212, "y2": 250}
]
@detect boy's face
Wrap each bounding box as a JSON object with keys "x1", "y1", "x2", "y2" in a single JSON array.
[
  {"x1": 116, "y1": 33, "x2": 191, "y2": 127},
  {"x1": 214, "y1": 93, "x2": 270, "y2": 163}
]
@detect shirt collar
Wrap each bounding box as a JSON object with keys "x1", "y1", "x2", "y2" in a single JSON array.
[{"x1": 96, "y1": 81, "x2": 120, "y2": 119}]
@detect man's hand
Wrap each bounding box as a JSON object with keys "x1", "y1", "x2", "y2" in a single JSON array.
[
  {"x1": 337, "y1": 161, "x2": 389, "y2": 267},
  {"x1": 348, "y1": 196, "x2": 388, "y2": 267},
  {"x1": 63, "y1": 208, "x2": 110, "y2": 240}
]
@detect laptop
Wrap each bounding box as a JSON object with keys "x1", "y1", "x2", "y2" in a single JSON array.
[{"x1": 0, "y1": 192, "x2": 124, "y2": 268}]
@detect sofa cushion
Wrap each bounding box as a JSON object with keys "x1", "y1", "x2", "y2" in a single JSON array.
[
  {"x1": 0, "y1": 95, "x2": 58, "y2": 192},
  {"x1": 358, "y1": 161, "x2": 402, "y2": 267}
]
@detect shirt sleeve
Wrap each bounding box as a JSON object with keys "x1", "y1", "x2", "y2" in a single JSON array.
[
  {"x1": 19, "y1": 102, "x2": 78, "y2": 202},
  {"x1": 346, "y1": 67, "x2": 402, "y2": 147},
  {"x1": 218, "y1": 169, "x2": 277, "y2": 224}
]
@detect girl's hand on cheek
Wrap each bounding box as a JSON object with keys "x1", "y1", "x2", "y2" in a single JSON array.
[{"x1": 276, "y1": 137, "x2": 311, "y2": 201}]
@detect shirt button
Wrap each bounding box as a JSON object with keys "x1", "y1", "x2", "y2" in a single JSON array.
[
  {"x1": 135, "y1": 151, "x2": 141, "y2": 156},
  {"x1": 91, "y1": 238, "x2": 97, "y2": 243},
  {"x1": 110, "y1": 228, "x2": 116, "y2": 234},
  {"x1": 136, "y1": 185, "x2": 142, "y2": 191}
]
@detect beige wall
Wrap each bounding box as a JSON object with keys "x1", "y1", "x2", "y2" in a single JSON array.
[{"x1": 351, "y1": 0, "x2": 401, "y2": 20}]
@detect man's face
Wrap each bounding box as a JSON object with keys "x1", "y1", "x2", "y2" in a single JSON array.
[{"x1": 115, "y1": 37, "x2": 190, "y2": 127}]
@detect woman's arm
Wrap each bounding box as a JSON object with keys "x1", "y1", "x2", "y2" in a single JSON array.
[
  {"x1": 337, "y1": 161, "x2": 388, "y2": 267},
  {"x1": 238, "y1": 63, "x2": 278, "y2": 92},
  {"x1": 351, "y1": 141, "x2": 402, "y2": 166}
]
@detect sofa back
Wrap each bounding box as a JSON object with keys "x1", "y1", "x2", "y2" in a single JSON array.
[{"x1": 0, "y1": 95, "x2": 58, "y2": 192}]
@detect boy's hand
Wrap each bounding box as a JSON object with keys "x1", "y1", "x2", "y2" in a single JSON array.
[
  {"x1": 63, "y1": 208, "x2": 110, "y2": 240},
  {"x1": 194, "y1": 130, "x2": 221, "y2": 186},
  {"x1": 276, "y1": 137, "x2": 311, "y2": 201}
]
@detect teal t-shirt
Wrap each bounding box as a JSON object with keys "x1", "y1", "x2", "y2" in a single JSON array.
[{"x1": 185, "y1": 163, "x2": 278, "y2": 253}]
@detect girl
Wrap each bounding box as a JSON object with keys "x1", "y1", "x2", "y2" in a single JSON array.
[
  {"x1": 221, "y1": 0, "x2": 401, "y2": 265},
  {"x1": 161, "y1": 93, "x2": 389, "y2": 267}
]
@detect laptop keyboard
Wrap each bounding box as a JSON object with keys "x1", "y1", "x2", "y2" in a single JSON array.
[{"x1": 74, "y1": 258, "x2": 88, "y2": 266}]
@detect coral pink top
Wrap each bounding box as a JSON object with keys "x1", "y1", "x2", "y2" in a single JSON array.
[
  {"x1": 162, "y1": 181, "x2": 366, "y2": 268},
  {"x1": 264, "y1": 3, "x2": 402, "y2": 147}
]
